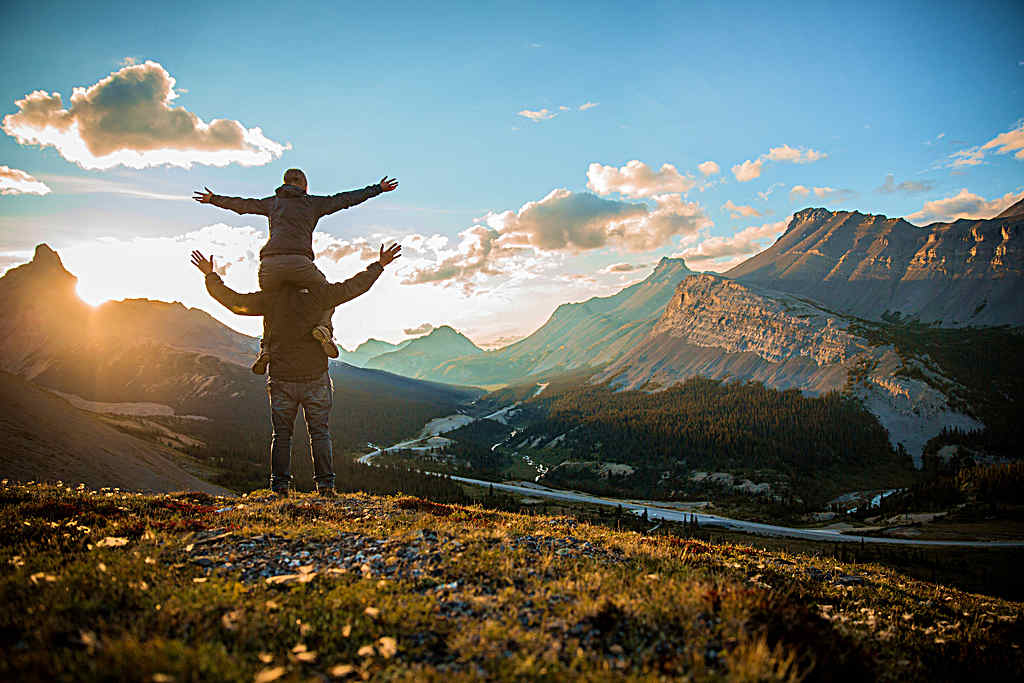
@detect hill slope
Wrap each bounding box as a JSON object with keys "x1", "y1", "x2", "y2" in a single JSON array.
[
  {"x1": 0, "y1": 372, "x2": 231, "y2": 495},
  {"x1": 3, "y1": 482, "x2": 1021, "y2": 681}
]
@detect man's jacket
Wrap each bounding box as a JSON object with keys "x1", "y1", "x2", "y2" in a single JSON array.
[
  {"x1": 204, "y1": 262, "x2": 383, "y2": 381},
  {"x1": 210, "y1": 183, "x2": 382, "y2": 261}
]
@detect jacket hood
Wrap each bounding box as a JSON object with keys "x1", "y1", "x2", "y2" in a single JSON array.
[{"x1": 275, "y1": 184, "x2": 307, "y2": 198}]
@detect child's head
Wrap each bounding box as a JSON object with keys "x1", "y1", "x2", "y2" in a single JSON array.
[{"x1": 283, "y1": 168, "x2": 308, "y2": 191}]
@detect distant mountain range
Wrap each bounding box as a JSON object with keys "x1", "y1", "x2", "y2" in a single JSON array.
[
  {"x1": 366, "y1": 325, "x2": 483, "y2": 378},
  {"x1": 725, "y1": 205, "x2": 1024, "y2": 326}
]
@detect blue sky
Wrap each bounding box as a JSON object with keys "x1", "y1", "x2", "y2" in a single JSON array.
[{"x1": 1, "y1": 0, "x2": 1022, "y2": 347}]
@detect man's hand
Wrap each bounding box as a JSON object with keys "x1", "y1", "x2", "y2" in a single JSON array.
[
  {"x1": 378, "y1": 243, "x2": 401, "y2": 267},
  {"x1": 192, "y1": 187, "x2": 214, "y2": 203},
  {"x1": 379, "y1": 177, "x2": 398, "y2": 193},
  {"x1": 190, "y1": 250, "x2": 215, "y2": 276}
]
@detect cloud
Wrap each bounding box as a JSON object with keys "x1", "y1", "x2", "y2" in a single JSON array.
[
  {"x1": 403, "y1": 322, "x2": 434, "y2": 336},
  {"x1": 698, "y1": 160, "x2": 720, "y2": 176},
  {"x1": 981, "y1": 121, "x2": 1024, "y2": 159},
  {"x1": 906, "y1": 188, "x2": 1024, "y2": 224},
  {"x1": 757, "y1": 182, "x2": 784, "y2": 200},
  {"x1": 765, "y1": 144, "x2": 826, "y2": 163},
  {"x1": 600, "y1": 262, "x2": 648, "y2": 274},
  {"x1": 947, "y1": 121, "x2": 1024, "y2": 168},
  {"x1": 877, "y1": 174, "x2": 933, "y2": 195},
  {"x1": 731, "y1": 158, "x2": 763, "y2": 182},
  {"x1": 731, "y1": 144, "x2": 827, "y2": 182},
  {"x1": 579, "y1": 101, "x2": 599, "y2": 111},
  {"x1": 517, "y1": 108, "x2": 557, "y2": 121},
  {"x1": 789, "y1": 185, "x2": 853, "y2": 201},
  {"x1": 722, "y1": 199, "x2": 762, "y2": 218},
  {"x1": 401, "y1": 188, "x2": 711, "y2": 288},
  {"x1": 0, "y1": 166, "x2": 51, "y2": 195},
  {"x1": 36, "y1": 174, "x2": 188, "y2": 201},
  {"x1": 2, "y1": 61, "x2": 288, "y2": 170},
  {"x1": 314, "y1": 237, "x2": 379, "y2": 262},
  {"x1": 674, "y1": 218, "x2": 790, "y2": 271},
  {"x1": 587, "y1": 160, "x2": 697, "y2": 198}
]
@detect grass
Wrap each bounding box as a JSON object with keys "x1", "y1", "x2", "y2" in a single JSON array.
[{"x1": 2, "y1": 481, "x2": 1022, "y2": 682}]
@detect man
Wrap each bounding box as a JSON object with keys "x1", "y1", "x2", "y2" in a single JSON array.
[
  {"x1": 193, "y1": 169, "x2": 398, "y2": 373},
  {"x1": 190, "y1": 243, "x2": 401, "y2": 496}
]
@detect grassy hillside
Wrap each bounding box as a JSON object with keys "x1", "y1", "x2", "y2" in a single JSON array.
[{"x1": 2, "y1": 481, "x2": 1021, "y2": 681}]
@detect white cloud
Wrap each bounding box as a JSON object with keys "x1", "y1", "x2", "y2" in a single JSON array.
[
  {"x1": 559, "y1": 105, "x2": 570, "y2": 111},
  {"x1": 722, "y1": 199, "x2": 762, "y2": 218},
  {"x1": 981, "y1": 121, "x2": 1024, "y2": 159},
  {"x1": 731, "y1": 144, "x2": 827, "y2": 182},
  {"x1": 587, "y1": 160, "x2": 697, "y2": 198},
  {"x1": 731, "y1": 158, "x2": 763, "y2": 182},
  {"x1": 698, "y1": 160, "x2": 720, "y2": 176},
  {"x1": 0, "y1": 166, "x2": 51, "y2": 195},
  {"x1": 906, "y1": 188, "x2": 1024, "y2": 224},
  {"x1": 402, "y1": 188, "x2": 710, "y2": 288},
  {"x1": 517, "y1": 108, "x2": 557, "y2": 121},
  {"x1": 674, "y1": 218, "x2": 790, "y2": 271},
  {"x1": 579, "y1": 101, "x2": 599, "y2": 111},
  {"x1": 2, "y1": 61, "x2": 288, "y2": 170},
  {"x1": 757, "y1": 183, "x2": 784, "y2": 200},
  {"x1": 947, "y1": 121, "x2": 1024, "y2": 168},
  {"x1": 789, "y1": 185, "x2": 853, "y2": 201}
]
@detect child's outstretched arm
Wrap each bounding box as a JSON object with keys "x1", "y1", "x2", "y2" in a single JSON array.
[
  {"x1": 193, "y1": 187, "x2": 271, "y2": 215},
  {"x1": 314, "y1": 176, "x2": 398, "y2": 218},
  {"x1": 190, "y1": 250, "x2": 267, "y2": 315}
]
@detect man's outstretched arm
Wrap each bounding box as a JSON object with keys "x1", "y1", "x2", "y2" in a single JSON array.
[
  {"x1": 314, "y1": 176, "x2": 398, "y2": 218},
  {"x1": 190, "y1": 250, "x2": 267, "y2": 315},
  {"x1": 193, "y1": 187, "x2": 271, "y2": 216},
  {"x1": 322, "y1": 243, "x2": 402, "y2": 307}
]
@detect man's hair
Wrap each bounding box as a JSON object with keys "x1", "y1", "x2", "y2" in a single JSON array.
[{"x1": 283, "y1": 168, "x2": 307, "y2": 187}]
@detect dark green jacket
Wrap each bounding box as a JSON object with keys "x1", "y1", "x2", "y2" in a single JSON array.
[
  {"x1": 204, "y1": 262, "x2": 383, "y2": 381},
  {"x1": 211, "y1": 183, "x2": 382, "y2": 261}
]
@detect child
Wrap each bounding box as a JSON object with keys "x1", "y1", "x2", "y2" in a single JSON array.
[{"x1": 193, "y1": 168, "x2": 398, "y2": 373}]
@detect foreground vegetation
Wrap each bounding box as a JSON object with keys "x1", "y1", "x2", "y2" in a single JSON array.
[{"x1": 2, "y1": 481, "x2": 1022, "y2": 681}]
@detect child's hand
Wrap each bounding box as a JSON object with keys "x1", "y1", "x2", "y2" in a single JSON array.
[
  {"x1": 379, "y1": 177, "x2": 398, "y2": 192},
  {"x1": 192, "y1": 187, "x2": 214, "y2": 203},
  {"x1": 379, "y1": 243, "x2": 402, "y2": 267},
  {"x1": 190, "y1": 250, "x2": 215, "y2": 275}
]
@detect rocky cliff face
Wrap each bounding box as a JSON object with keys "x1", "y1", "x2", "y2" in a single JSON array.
[
  {"x1": 725, "y1": 208, "x2": 1024, "y2": 326},
  {"x1": 599, "y1": 274, "x2": 981, "y2": 461}
]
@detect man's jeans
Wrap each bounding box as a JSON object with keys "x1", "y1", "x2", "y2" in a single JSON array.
[
  {"x1": 267, "y1": 372, "x2": 334, "y2": 493},
  {"x1": 258, "y1": 255, "x2": 335, "y2": 348}
]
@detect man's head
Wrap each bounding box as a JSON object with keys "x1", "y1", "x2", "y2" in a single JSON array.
[{"x1": 283, "y1": 168, "x2": 308, "y2": 191}]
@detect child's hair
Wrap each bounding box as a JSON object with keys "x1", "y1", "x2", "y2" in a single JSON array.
[{"x1": 283, "y1": 168, "x2": 307, "y2": 188}]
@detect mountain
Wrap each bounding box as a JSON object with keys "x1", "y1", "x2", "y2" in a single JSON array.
[
  {"x1": 419, "y1": 257, "x2": 694, "y2": 386},
  {"x1": 995, "y1": 197, "x2": 1024, "y2": 219},
  {"x1": 338, "y1": 337, "x2": 410, "y2": 368},
  {"x1": 0, "y1": 244, "x2": 483, "y2": 491},
  {"x1": 366, "y1": 325, "x2": 483, "y2": 379},
  {"x1": 0, "y1": 371, "x2": 232, "y2": 494},
  {"x1": 724, "y1": 208, "x2": 1024, "y2": 326},
  {"x1": 597, "y1": 273, "x2": 982, "y2": 459}
]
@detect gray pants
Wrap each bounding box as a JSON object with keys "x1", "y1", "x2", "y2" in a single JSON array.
[{"x1": 257, "y1": 255, "x2": 334, "y2": 348}]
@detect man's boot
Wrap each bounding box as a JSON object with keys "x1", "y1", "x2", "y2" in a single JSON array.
[{"x1": 311, "y1": 326, "x2": 340, "y2": 358}]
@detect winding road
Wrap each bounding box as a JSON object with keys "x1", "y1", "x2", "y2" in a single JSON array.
[{"x1": 359, "y1": 405, "x2": 1024, "y2": 548}]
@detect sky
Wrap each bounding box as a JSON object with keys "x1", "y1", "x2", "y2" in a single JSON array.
[{"x1": 1, "y1": 0, "x2": 1022, "y2": 349}]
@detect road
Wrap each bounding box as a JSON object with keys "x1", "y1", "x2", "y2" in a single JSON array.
[{"x1": 359, "y1": 407, "x2": 1024, "y2": 548}]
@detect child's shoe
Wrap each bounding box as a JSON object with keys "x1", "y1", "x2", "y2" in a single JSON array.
[{"x1": 312, "y1": 326, "x2": 340, "y2": 358}]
